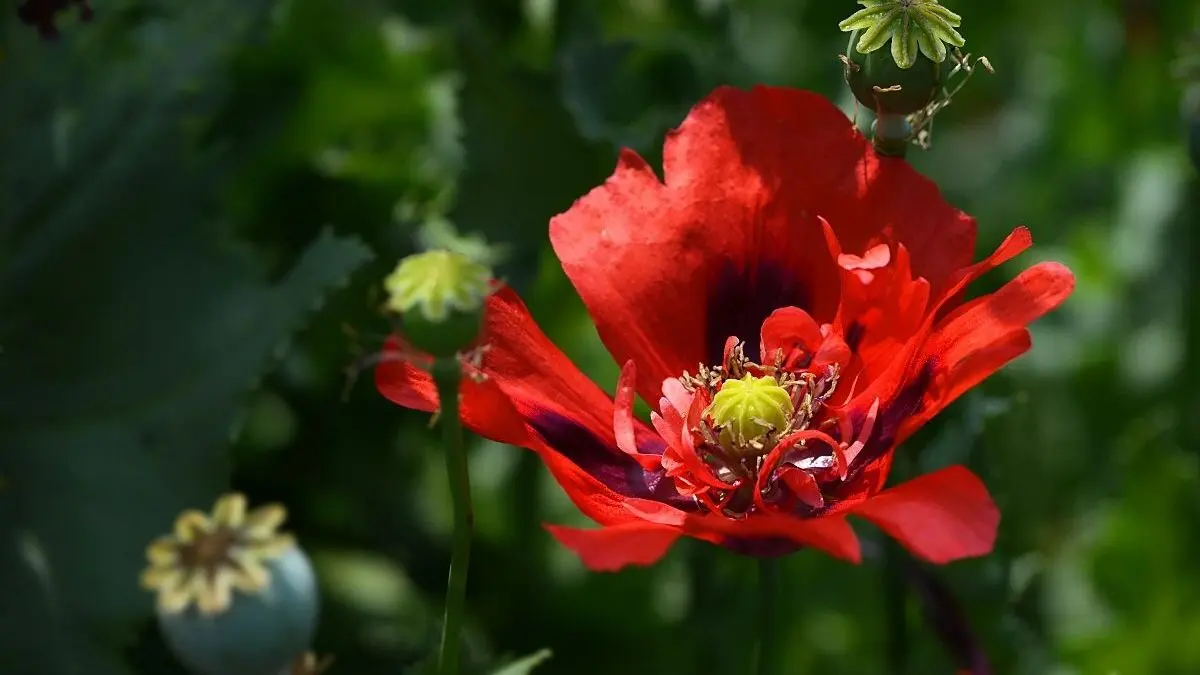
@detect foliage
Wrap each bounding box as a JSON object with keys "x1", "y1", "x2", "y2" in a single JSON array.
[{"x1": 2, "y1": 0, "x2": 1198, "y2": 674}]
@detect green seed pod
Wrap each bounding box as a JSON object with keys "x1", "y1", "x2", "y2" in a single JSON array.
[
  {"x1": 383, "y1": 250, "x2": 493, "y2": 358},
  {"x1": 158, "y1": 546, "x2": 319, "y2": 675},
  {"x1": 845, "y1": 29, "x2": 941, "y2": 116}
]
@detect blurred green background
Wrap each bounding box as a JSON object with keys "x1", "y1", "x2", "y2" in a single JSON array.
[{"x1": 3, "y1": 0, "x2": 1200, "y2": 673}]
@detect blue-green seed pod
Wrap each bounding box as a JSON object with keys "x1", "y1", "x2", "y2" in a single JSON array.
[{"x1": 158, "y1": 546, "x2": 319, "y2": 675}]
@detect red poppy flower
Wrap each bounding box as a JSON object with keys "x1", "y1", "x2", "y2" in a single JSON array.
[{"x1": 377, "y1": 86, "x2": 1074, "y2": 571}]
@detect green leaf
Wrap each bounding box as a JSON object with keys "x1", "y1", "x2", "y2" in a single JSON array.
[
  {"x1": 556, "y1": 6, "x2": 730, "y2": 153},
  {"x1": 0, "y1": 4, "x2": 372, "y2": 674},
  {"x1": 490, "y1": 649, "x2": 553, "y2": 675}
]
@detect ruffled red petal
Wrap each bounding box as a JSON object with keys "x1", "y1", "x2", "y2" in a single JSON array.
[
  {"x1": 550, "y1": 86, "x2": 975, "y2": 400},
  {"x1": 834, "y1": 228, "x2": 1041, "y2": 485},
  {"x1": 910, "y1": 261, "x2": 1075, "y2": 434},
  {"x1": 852, "y1": 465, "x2": 999, "y2": 563}
]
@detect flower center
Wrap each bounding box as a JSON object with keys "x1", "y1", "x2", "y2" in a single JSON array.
[
  {"x1": 673, "y1": 339, "x2": 871, "y2": 519},
  {"x1": 179, "y1": 527, "x2": 238, "y2": 573},
  {"x1": 708, "y1": 374, "x2": 793, "y2": 455}
]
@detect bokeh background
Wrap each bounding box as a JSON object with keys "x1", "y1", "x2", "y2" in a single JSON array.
[{"x1": 3, "y1": 0, "x2": 1200, "y2": 673}]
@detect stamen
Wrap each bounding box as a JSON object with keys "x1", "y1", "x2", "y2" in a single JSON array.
[{"x1": 657, "y1": 332, "x2": 871, "y2": 519}]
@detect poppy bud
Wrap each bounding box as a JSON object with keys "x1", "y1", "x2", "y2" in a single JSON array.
[
  {"x1": 708, "y1": 374, "x2": 793, "y2": 454},
  {"x1": 141, "y1": 494, "x2": 320, "y2": 675},
  {"x1": 383, "y1": 249, "x2": 493, "y2": 358},
  {"x1": 845, "y1": 29, "x2": 942, "y2": 117}
]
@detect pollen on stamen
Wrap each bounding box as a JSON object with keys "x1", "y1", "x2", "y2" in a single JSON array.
[{"x1": 667, "y1": 340, "x2": 860, "y2": 519}]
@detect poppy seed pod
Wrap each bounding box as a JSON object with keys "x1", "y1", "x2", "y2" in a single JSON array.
[
  {"x1": 383, "y1": 249, "x2": 493, "y2": 358},
  {"x1": 159, "y1": 546, "x2": 319, "y2": 675},
  {"x1": 845, "y1": 30, "x2": 941, "y2": 117},
  {"x1": 141, "y1": 494, "x2": 320, "y2": 675}
]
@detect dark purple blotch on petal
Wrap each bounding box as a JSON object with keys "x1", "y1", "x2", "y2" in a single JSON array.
[
  {"x1": 706, "y1": 260, "x2": 811, "y2": 364},
  {"x1": 529, "y1": 412, "x2": 695, "y2": 511},
  {"x1": 843, "y1": 359, "x2": 935, "y2": 483},
  {"x1": 844, "y1": 320, "x2": 866, "y2": 353}
]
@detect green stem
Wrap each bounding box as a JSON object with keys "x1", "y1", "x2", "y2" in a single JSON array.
[
  {"x1": 884, "y1": 541, "x2": 909, "y2": 674},
  {"x1": 435, "y1": 358, "x2": 472, "y2": 675},
  {"x1": 755, "y1": 557, "x2": 783, "y2": 675},
  {"x1": 872, "y1": 113, "x2": 912, "y2": 158}
]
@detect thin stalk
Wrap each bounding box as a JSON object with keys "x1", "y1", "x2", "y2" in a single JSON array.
[
  {"x1": 434, "y1": 358, "x2": 472, "y2": 675},
  {"x1": 755, "y1": 557, "x2": 784, "y2": 675},
  {"x1": 884, "y1": 540, "x2": 910, "y2": 674},
  {"x1": 872, "y1": 113, "x2": 912, "y2": 158},
  {"x1": 883, "y1": 454, "x2": 914, "y2": 674}
]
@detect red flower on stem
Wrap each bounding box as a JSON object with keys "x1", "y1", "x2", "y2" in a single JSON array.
[{"x1": 377, "y1": 86, "x2": 1074, "y2": 571}]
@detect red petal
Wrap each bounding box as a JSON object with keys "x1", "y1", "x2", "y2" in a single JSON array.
[
  {"x1": 545, "y1": 521, "x2": 684, "y2": 571},
  {"x1": 550, "y1": 86, "x2": 973, "y2": 399},
  {"x1": 779, "y1": 467, "x2": 825, "y2": 509},
  {"x1": 659, "y1": 86, "x2": 975, "y2": 298},
  {"x1": 373, "y1": 339, "x2": 531, "y2": 448},
  {"x1": 549, "y1": 148, "x2": 698, "y2": 401},
  {"x1": 614, "y1": 360, "x2": 663, "y2": 471},
  {"x1": 852, "y1": 466, "x2": 999, "y2": 564},
  {"x1": 759, "y1": 306, "x2": 823, "y2": 366},
  {"x1": 927, "y1": 261, "x2": 1074, "y2": 370},
  {"x1": 852, "y1": 227, "x2": 1037, "y2": 408},
  {"x1": 375, "y1": 286, "x2": 617, "y2": 445},
  {"x1": 904, "y1": 261, "x2": 1074, "y2": 438}
]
